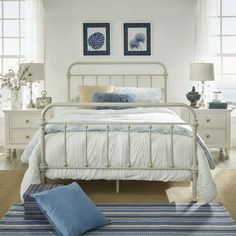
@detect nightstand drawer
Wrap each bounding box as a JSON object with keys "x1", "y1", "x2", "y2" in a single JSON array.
[
  {"x1": 197, "y1": 113, "x2": 226, "y2": 128},
  {"x1": 198, "y1": 129, "x2": 226, "y2": 145},
  {"x1": 10, "y1": 115, "x2": 40, "y2": 128},
  {"x1": 10, "y1": 129, "x2": 37, "y2": 144}
]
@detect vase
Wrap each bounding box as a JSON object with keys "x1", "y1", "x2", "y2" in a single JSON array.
[
  {"x1": 186, "y1": 86, "x2": 201, "y2": 108},
  {"x1": 11, "y1": 89, "x2": 22, "y2": 110}
]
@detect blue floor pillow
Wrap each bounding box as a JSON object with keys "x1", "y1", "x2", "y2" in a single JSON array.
[{"x1": 32, "y1": 182, "x2": 109, "y2": 236}]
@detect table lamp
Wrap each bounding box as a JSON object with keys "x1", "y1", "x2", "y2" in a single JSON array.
[
  {"x1": 20, "y1": 63, "x2": 44, "y2": 108},
  {"x1": 190, "y1": 63, "x2": 214, "y2": 107}
]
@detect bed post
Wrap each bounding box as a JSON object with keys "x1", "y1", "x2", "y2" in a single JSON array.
[
  {"x1": 116, "y1": 180, "x2": 120, "y2": 193},
  {"x1": 39, "y1": 116, "x2": 47, "y2": 184},
  {"x1": 191, "y1": 118, "x2": 199, "y2": 202},
  {"x1": 164, "y1": 70, "x2": 168, "y2": 102}
]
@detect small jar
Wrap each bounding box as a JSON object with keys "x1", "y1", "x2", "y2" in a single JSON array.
[{"x1": 212, "y1": 91, "x2": 222, "y2": 102}]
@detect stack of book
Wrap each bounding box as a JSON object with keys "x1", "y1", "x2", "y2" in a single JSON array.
[{"x1": 208, "y1": 102, "x2": 228, "y2": 109}]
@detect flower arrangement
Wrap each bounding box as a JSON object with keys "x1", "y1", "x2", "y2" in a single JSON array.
[{"x1": 0, "y1": 64, "x2": 30, "y2": 91}]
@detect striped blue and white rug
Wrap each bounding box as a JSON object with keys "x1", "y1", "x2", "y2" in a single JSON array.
[{"x1": 0, "y1": 202, "x2": 236, "y2": 235}]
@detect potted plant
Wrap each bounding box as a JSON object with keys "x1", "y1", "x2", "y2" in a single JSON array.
[{"x1": 0, "y1": 64, "x2": 30, "y2": 109}]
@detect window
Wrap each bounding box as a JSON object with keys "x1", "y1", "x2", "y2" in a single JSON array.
[
  {"x1": 218, "y1": 0, "x2": 236, "y2": 102},
  {"x1": 0, "y1": 0, "x2": 25, "y2": 73},
  {"x1": 0, "y1": 0, "x2": 25, "y2": 111}
]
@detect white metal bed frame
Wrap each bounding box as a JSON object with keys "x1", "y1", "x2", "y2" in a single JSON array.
[
  {"x1": 39, "y1": 61, "x2": 199, "y2": 202},
  {"x1": 66, "y1": 61, "x2": 168, "y2": 101}
]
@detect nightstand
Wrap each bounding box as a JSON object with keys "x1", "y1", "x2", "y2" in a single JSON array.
[
  {"x1": 3, "y1": 109, "x2": 42, "y2": 157},
  {"x1": 181, "y1": 108, "x2": 232, "y2": 158}
]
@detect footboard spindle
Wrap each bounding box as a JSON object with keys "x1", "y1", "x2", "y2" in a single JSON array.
[
  {"x1": 149, "y1": 125, "x2": 153, "y2": 168},
  {"x1": 170, "y1": 125, "x2": 174, "y2": 168},
  {"x1": 85, "y1": 125, "x2": 89, "y2": 167},
  {"x1": 191, "y1": 122, "x2": 198, "y2": 202},
  {"x1": 127, "y1": 125, "x2": 131, "y2": 168},
  {"x1": 39, "y1": 118, "x2": 47, "y2": 184},
  {"x1": 106, "y1": 125, "x2": 110, "y2": 168},
  {"x1": 64, "y1": 124, "x2": 68, "y2": 167}
]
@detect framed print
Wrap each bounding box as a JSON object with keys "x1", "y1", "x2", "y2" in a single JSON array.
[
  {"x1": 124, "y1": 23, "x2": 151, "y2": 56},
  {"x1": 83, "y1": 23, "x2": 110, "y2": 56}
]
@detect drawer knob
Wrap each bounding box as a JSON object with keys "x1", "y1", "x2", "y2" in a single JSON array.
[
  {"x1": 206, "y1": 134, "x2": 210, "y2": 138},
  {"x1": 206, "y1": 119, "x2": 210, "y2": 123},
  {"x1": 26, "y1": 135, "x2": 30, "y2": 139},
  {"x1": 25, "y1": 120, "x2": 29, "y2": 123}
]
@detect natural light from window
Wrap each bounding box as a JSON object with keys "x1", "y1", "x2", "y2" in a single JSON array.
[
  {"x1": 0, "y1": 0, "x2": 25, "y2": 112},
  {"x1": 218, "y1": 0, "x2": 236, "y2": 102}
]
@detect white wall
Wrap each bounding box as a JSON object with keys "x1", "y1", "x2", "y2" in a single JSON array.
[
  {"x1": 0, "y1": 116, "x2": 4, "y2": 146},
  {"x1": 44, "y1": 0, "x2": 236, "y2": 146},
  {"x1": 44, "y1": 0, "x2": 197, "y2": 103}
]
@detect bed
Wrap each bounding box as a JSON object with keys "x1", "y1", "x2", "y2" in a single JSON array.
[{"x1": 20, "y1": 62, "x2": 216, "y2": 203}]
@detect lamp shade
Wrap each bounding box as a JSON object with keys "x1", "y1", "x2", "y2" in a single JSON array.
[
  {"x1": 190, "y1": 63, "x2": 214, "y2": 81},
  {"x1": 20, "y1": 63, "x2": 44, "y2": 82}
]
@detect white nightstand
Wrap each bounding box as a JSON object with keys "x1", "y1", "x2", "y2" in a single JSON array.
[
  {"x1": 3, "y1": 109, "x2": 42, "y2": 157},
  {"x1": 181, "y1": 108, "x2": 232, "y2": 158}
]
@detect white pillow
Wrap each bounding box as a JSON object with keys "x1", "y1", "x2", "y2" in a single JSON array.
[
  {"x1": 53, "y1": 95, "x2": 80, "y2": 116},
  {"x1": 69, "y1": 95, "x2": 80, "y2": 103},
  {"x1": 113, "y1": 87, "x2": 164, "y2": 103}
]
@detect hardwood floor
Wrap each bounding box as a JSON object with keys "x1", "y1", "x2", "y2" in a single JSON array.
[
  {"x1": 210, "y1": 148, "x2": 236, "y2": 168},
  {"x1": 0, "y1": 149, "x2": 27, "y2": 170},
  {"x1": 0, "y1": 146, "x2": 236, "y2": 221}
]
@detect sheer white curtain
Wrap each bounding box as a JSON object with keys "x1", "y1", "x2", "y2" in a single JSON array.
[
  {"x1": 23, "y1": 0, "x2": 44, "y2": 107},
  {"x1": 195, "y1": 0, "x2": 219, "y2": 62},
  {"x1": 25, "y1": 0, "x2": 44, "y2": 62},
  {"x1": 195, "y1": 0, "x2": 219, "y2": 101}
]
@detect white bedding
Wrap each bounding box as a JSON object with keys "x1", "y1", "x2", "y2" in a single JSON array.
[{"x1": 20, "y1": 107, "x2": 217, "y2": 202}]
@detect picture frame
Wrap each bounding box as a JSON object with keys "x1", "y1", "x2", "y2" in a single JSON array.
[
  {"x1": 124, "y1": 23, "x2": 151, "y2": 56},
  {"x1": 83, "y1": 23, "x2": 110, "y2": 56}
]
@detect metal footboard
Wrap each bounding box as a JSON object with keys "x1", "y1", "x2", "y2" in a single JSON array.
[{"x1": 40, "y1": 102, "x2": 198, "y2": 202}]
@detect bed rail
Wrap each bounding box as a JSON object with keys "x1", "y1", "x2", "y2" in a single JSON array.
[{"x1": 39, "y1": 102, "x2": 199, "y2": 202}]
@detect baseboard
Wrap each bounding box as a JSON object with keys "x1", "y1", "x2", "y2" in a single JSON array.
[{"x1": 231, "y1": 137, "x2": 236, "y2": 147}]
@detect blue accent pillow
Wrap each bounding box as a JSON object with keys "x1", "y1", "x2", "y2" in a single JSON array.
[
  {"x1": 93, "y1": 92, "x2": 136, "y2": 109},
  {"x1": 32, "y1": 182, "x2": 109, "y2": 236}
]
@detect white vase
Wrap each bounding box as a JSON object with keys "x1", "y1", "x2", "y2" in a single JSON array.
[{"x1": 11, "y1": 89, "x2": 22, "y2": 110}]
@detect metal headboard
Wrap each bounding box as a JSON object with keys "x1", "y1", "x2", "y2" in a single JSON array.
[{"x1": 66, "y1": 61, "x2": 168, "y2": 102}]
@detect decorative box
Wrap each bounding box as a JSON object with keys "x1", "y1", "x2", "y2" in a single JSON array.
[{"x1": 23, "y1": 184, "x2": 63, "y2": 220}]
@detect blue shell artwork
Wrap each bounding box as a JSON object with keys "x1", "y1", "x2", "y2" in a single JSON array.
[
  {"x1": 88, "y1": 32, "x2": 105, "y2": 50},
  {"x1": 129, "y1": 33, "x2": 145, "y2": 50}
]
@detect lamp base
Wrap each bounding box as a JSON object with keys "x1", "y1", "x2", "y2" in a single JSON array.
[
  {"x1": 27, "y1": 99, "x2": 35, "y2": 109},
  {"x1": 198, "y1": 98, "x2": 205, "y2": 108},
  {"x1": 27, "y1": 81, "x2": 35, "y2": 109},
  {"x1": 198, "y1": 80, "x2": 206, "y2": 108}
]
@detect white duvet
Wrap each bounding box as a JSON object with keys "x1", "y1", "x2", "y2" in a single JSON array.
[{"x1": 20, "y1": 107, "x2": 217, "y2": 202}]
